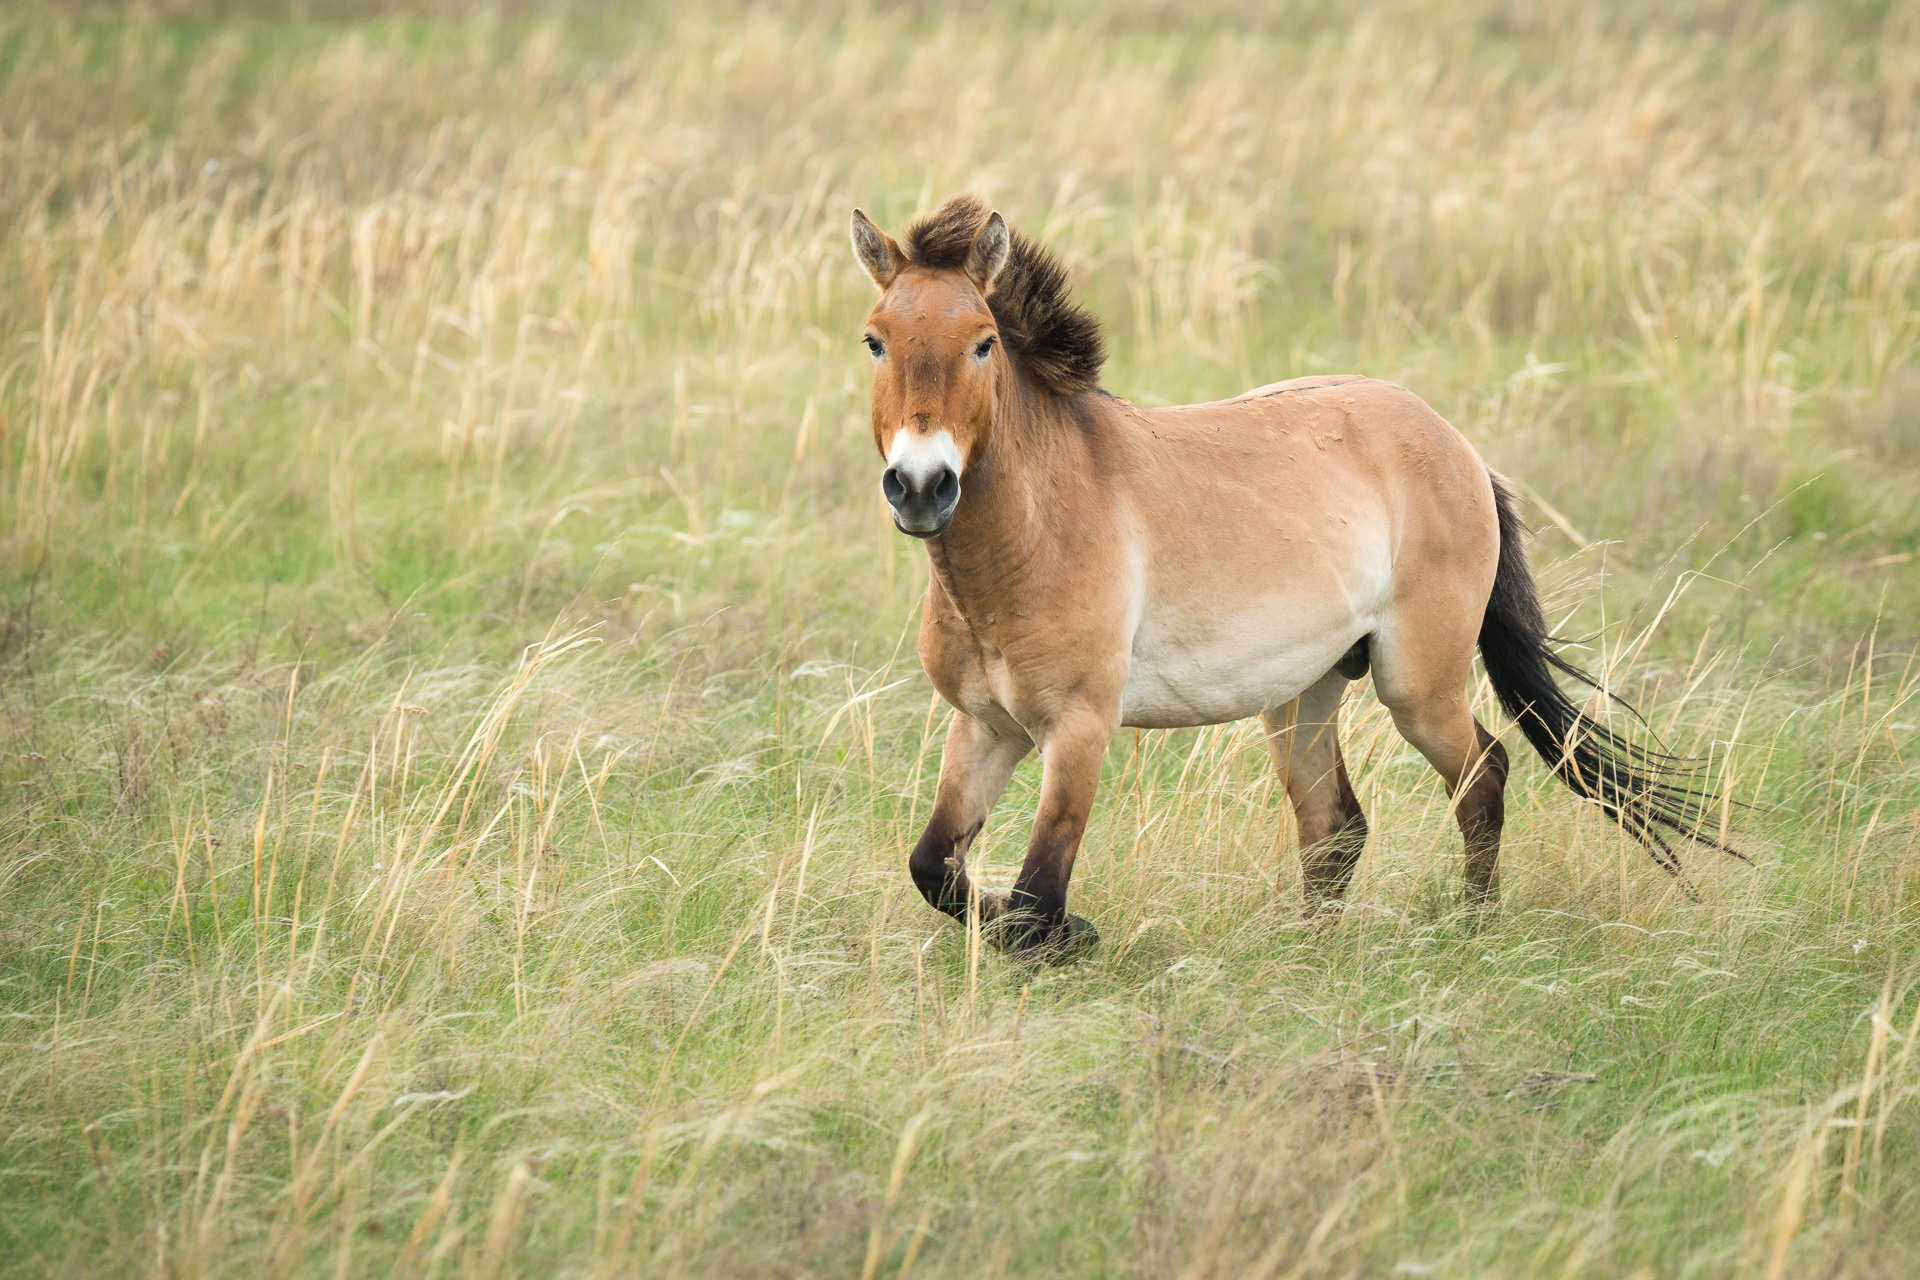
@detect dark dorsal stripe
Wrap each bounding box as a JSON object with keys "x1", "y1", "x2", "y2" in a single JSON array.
[{"x1": 902, "y1": 195, "x2": 1107, "y2": 398}]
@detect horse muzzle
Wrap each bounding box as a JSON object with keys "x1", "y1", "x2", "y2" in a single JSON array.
[{"x1": 882, "y1": 464, "x2": 960, "y2": 538}]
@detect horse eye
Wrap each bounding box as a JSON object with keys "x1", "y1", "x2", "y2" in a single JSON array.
[
  {"x1": 864, "y1": 336, "x2": 884, "y2": 358},
  {"x1": 974, "y1": 336, "x2": 996, "y2": 359}
]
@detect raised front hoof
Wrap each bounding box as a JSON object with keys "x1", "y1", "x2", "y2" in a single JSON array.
[{"x1": 994, "y1": 913, "x2": 1100, "y2": 964}]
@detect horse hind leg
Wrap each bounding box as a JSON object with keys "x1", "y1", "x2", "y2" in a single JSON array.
[
  {"x1": 1461, "y1": 723, "x2": 1511, "y2": 905},
  {"x1": 1371, "y1": 633, "x2": 1511, "y2": 909},
  {"x1": 1262, "y1": 673, "x2": 1368, "y2": 912}
]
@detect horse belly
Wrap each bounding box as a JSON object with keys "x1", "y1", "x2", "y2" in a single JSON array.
[{"x1": 1119, "y1": 601, "x2": 1361, "y2": 729}]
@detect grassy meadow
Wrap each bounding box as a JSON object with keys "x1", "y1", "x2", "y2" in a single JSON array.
[{"x1": 4, "y1": 1, "x2": 1920, "y2": 1275}]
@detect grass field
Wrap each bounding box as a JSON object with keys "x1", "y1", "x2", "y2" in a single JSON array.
[{"x1": 2, "y1": 2, "x2": 1919, "y2": 1275}]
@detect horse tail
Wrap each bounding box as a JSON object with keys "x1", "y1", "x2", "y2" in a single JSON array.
[{"x1": 1476, "y1": 472, "x2": 1744, "y2": 876}]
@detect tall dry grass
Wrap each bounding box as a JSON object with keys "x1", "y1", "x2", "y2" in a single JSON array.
[{"x1": 1, "y1": 2, "x2": 1918, "y2": 1276}]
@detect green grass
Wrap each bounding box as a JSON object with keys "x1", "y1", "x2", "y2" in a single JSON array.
[{"x1": 1, "y1": 2, "x2": 1918, "y2": 1276}]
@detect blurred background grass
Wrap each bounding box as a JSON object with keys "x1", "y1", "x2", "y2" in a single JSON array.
[{"x1": 1, "y1": 2, "x2": 1918, "y2": 1276}]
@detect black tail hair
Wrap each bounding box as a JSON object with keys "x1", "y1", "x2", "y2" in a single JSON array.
[{"x1": 1477, "y1": 474, "x2": 1744, "y2": 877}]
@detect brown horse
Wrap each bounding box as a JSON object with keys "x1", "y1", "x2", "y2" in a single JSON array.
[{"x1": 852, "y1": 195, "x2": 1735, "y2": 955}]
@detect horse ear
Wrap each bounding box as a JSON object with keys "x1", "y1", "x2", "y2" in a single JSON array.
[
  {"x1": 851, "y1": 209, "x2": 905, "y2": 289},
  {"x1": 966, "y1": 210, "x2": 1010, "y2": 294}
]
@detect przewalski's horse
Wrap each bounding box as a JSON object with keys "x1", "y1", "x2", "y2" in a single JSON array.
[{"x1": 852, "y1": 195, "x2": 1736, "y2": 955}]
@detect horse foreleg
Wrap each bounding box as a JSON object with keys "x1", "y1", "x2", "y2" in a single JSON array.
[
  {"x1": 1001, "y1": 711, "x2": 1112, "y2": 956},
  {"x1": 909, "y1": 712, "x2": 1030, "y2": 921}
]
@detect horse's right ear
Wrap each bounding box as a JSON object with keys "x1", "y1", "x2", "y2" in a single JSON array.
[{"x1": 851, "y1": 209, "x2": 906, "y2": 290}]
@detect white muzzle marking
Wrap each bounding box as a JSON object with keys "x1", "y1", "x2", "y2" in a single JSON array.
[{"x1": 886, "y1": 429, "x2": 963, "y2": 488}]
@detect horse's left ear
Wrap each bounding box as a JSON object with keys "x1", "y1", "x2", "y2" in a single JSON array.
[{"x1": 966, "y1": 210, "x2": 1010, "y2": 295}]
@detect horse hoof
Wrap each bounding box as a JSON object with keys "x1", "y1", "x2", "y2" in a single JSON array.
[
  {"x1": 1058, "y1": 914, "x2": 1100, "y2": 956},
  {"x1": 988, "y1": 912, "x2": 1098, "y2": 961},
  {"x1": 1302, "y1": 897, "x2": 1346, "y2": 924}
]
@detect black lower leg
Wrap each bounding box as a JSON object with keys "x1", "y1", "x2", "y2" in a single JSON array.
[
  {"x1": 1303, "y1": 813, "x2": 1370, "y2": 904},
  {"x1": 1301, "y1": 755, "x2": 1369, "y2": 907},
  {"x1": 1461, "y1": 726, "x2": 1509, "y2": 908}
]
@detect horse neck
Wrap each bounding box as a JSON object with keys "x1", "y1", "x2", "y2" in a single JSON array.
[{"x1": 924, "y1": 375, "x2": 1084, "y2": 608}]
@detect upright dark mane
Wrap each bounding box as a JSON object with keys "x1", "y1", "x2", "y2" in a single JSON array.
[{"x1": 902, "y1": 195, "x2": 1107, "y2": 397}]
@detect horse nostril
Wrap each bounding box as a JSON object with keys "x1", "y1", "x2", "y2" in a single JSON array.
[
  {"x1": 933, "y1": 468, "x2": 960, "y2": 507},
  {"x1": 881, "y1": 467, "x2": 907, "y2": 506}
]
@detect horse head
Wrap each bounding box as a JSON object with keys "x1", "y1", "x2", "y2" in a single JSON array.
[{"x1": 850, "y1": 204, "x2": 1009, "y2": 538}]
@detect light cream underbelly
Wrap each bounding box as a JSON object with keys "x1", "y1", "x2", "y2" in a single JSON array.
[{"x1": 1119, "y1": 589, "x2": 1376, "y2": 729}]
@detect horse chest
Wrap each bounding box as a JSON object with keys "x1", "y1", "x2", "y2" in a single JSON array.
[{"x1": 920, "y1": 622, "x2": 1037, "y2": 741}]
